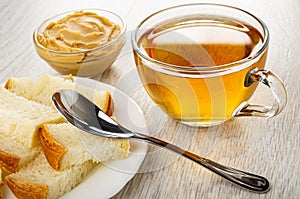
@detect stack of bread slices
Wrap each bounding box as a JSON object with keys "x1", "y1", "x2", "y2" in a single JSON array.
[{"x1": 0, "y1": 74, "x2": 130, "y2": 199}]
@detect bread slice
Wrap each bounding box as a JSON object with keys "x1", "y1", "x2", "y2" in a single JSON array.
[
  {"x1": 0, "y1": 134, "x2": 41, "y2": 173},
  {"x1": 39, "y1": 123, "x2": 130, "y2": 171},
  {"x1": 4, "y1": 74, "x2": 74, "y2": 107},
  {"x1": 0, "y1": 169, "x2": 3, "y2": 199},
  {"x1": 5, "y1": 152, "x2": 97, "y2": 199},
  {"x1": 5, "y1": 74, "x2": 114, "y2": 116},
  {"x1": 0, "y1": 87, "x2": 64, "y2": 147}
]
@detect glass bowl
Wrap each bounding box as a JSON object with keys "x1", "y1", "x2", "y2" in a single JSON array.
[{"x1": 33, "y1": 9, "x2": 126, "y2": 77}]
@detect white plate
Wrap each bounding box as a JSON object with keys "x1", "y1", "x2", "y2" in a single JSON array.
[{"x1": 3, "y1": 78, "x2": 148, "y2": 199}]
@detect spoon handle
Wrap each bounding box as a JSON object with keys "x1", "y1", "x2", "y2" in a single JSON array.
[{"x1": 133, "y1": 132, "x2": 269, "y2": 193}]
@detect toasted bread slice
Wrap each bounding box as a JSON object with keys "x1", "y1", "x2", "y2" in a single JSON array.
[
  {"x1": 6, "y1": 152, "x2": 97, "y2": 199},
  {"x1": 5, "y1": 74, "x2": 113, "y2": 116},
  {"x1": 39, "y1": 123, "x2": 130, "y2": 171}
]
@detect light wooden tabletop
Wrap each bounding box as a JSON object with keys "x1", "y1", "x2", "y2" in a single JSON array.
[{"x1": 0, "y1": 0, "x2": 299, "y2": 198}]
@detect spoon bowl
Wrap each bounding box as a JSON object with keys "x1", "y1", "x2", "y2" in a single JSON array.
[{"x1": 52, "y1": 89, "x2": 270, "y2": 193}]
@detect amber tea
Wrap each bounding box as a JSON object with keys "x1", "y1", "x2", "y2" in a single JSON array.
[
  {"x1": 134, "y1": 16, "x2": 268, "y2": 126},
  {"x1": 133, "y1": 4, "x2": 286, "y2": 127}
]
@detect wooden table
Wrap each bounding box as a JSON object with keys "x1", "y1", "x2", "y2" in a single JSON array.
[{"x1": 0, "y1": 0, "x2": 299, "y2": 198}]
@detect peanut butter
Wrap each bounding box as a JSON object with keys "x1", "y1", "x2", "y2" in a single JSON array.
[{"x1": 37, "y1": 11, "x2": 121, "y2": 52}]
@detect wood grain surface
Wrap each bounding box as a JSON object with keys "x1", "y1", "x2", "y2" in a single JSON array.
[{"x1": 0, "y1": 0, "x2": 299, "y2": 198}]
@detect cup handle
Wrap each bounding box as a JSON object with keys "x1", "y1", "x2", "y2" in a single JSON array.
[{"x1": 236, "y1": 68, "x2": 287, "y2": 118}]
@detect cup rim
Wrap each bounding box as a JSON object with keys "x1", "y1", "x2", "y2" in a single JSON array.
[
  {"x1": 33, "y1": 8, "x2": 127, "y2": 56},
  {"x1": 131, "y1": 3, "x2": 269, "y2": 75}
]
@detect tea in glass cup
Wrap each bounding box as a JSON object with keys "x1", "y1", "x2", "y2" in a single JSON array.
[{"x1": 132, "y1": 4, "x2": 287, "y2": 127}]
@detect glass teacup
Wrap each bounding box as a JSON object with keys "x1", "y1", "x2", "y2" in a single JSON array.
[{"x1": 132, "y1": 4, "x2": 287, "y2": 127}]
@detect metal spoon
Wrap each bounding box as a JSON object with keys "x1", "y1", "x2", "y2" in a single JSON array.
[{"x1": 52, "y1": 89, "x2": 270, "y2": 193}]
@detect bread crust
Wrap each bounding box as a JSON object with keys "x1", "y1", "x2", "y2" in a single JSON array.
[
  {"x1": 0, "y1": 184, "x2": 3, "y2": 199},
  {"x1": 38, "y1": 125, "x2": 67, "y2": 171},
  {"x1": 105, "y1": 92, "x2": 114, "y2": 117},
  {"x1": 0, "y1": 169, "x2": 3, "y2": 199},
  {"x1": 5, "y1": 176, "x2": 48, "y2": 199},
  {"x1": 4, "y1": 78, "x2": 11, "y2": 89},
  {"x1": 0, "y1": 150, "x2": 20, "y2": 173}
]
